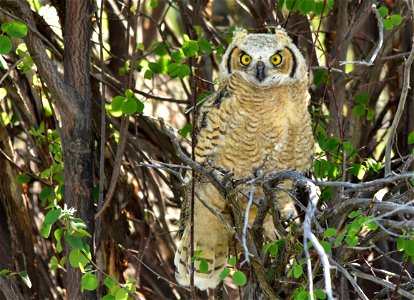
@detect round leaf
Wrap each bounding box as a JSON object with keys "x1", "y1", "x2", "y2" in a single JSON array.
[
  {"x1": 16, "y1": 173, "x2": 31, "y2": 184},
  {"x1": 199, "y1": 258, "x2": 209, "y2": 273},
  {"x1": 377, "y1": 6, "x2": 388, "y2": 18},
  {"x1": 219, "y1": 268, "x2": 231, "y2": 280},
  {"x1": 323, "y1": 228, "x2": 337, "y2": 238},
  {"x1": 65, "y1": 234, "x2": 83, "y2": 249},
  {"x1": 293, "y1": 265, "x2": 303, "y2": 278},
  {"x1": 404, "y1": 239, "x2": 414, "y2": 256},
  {"x1": 1, "y1": 21, "x2": 28, "y2": 38},
  {"x1": 111, "y1": 96, "x2": 125, "y2": 112},
  {"x1": 114, "y1": 287, "x2": 128, "y2": 300},
  {"x1": 68, "y1": 249, "x2": 89, "y2": 268},
  {"x1": 122, "y1": 98, "x2": 138, "y2": 115},
  {"x1": 232, "y1": 271, "x2": 247, "y2": 286},
  {"x1": 81, "y1": 273, "x2": 98, "y2": 291},
  {"x1": 0, "y1": 36, "x2": 12, "y2": 55},
  {"x1": 390, "y1": 14, "x2": 402, "y2": 26}
]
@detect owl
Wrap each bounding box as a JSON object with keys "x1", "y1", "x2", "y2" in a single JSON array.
[{"x1": 174, "y1": 28, "x2": 314, "y2": 290}]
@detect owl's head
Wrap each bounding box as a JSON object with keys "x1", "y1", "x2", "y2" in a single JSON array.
[{"x1": 220, "y1": 28, "x2": 307, "y2": 86}]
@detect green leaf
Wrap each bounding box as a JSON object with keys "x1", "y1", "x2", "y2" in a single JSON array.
[
  {"x1": 355, "y1": 92, "x2": 369, "y2": 105},
  {"x1": 114, "y1": 287, "x2": 128, "y2": 300},
  {"x1": 293, "y1": 265, "x2": 303, "y2": 278},
  {"x1": 44, "y1": 208, "x2": 62, "y2": 226},
  {"x1": 135, "y1": 98, "x2": 145, "y2": 113},
  {"x1": 0, "y1": 36, "x2": 12, "y2": 55},
  {"x1": 345, "y1": 235, "x2": 359, "y2": 246},
  {"x1": 65, "y1": 234, "x2": 83, "y2": 250},
  {"x1": 320, "y1": 241, "x2": 332, "y2": 255},
  {"x1": 122, "y1": 98, "x2": 138, "y2": 115},
  {"x1": 167, "y1": 63, "x2": 180, "y2": 77},
  {"x1": 325, "y1": 137, "x2": 339, "y2": 152},
  {"x1": 348, "y1": 210, "x2": 362, "y2": 219},
  {"x1": 199, "y1": 258, "x2": 209, "y2": 273},
  {"x1": 314, "y1": 289, "x2": 327, "y2": 299},
  {"x1": 219, "y1": 268, "x2": 231, "y2": 280},
  {"x1": 408, "y1": 132, "x2": 414, "y2": 145},
  {"x1": 397, "y1": 237, "x2": 405, "y2": 251},
  {"x1": 313, "y1": 69, "x2": 327, "y2": 86},
  {"x1": 365, "y1": 218, "x2": 379, "y2": 231},
  {"x1": 352, "y1": 104, "x2": 366, "y2": 117},
  {"x1": 228, "y1": 256, "x2": 237, "y2": 266},
  {"x1": 365, "y1": 109, "x2": 375, "y2": 122},
  {"x1": 390, "y1": 14, "x2": 402, "y2": 26},
  {"x1": 150, "y1": 0, "x2": 158, "y2": 8},
  {"x1": 19, "y1": 271, "x2": 32, "y2": 288},
  {"x1": 0, "y1": 269, "x2": 10, "y2": 276},
  {"x1": 136, "y1": 42, "x2": 144, "y2": 51},
  {"x1": 179, "y1": 64, "x2": 191, "y2": 78},
  {"x1": 144, "y1": 69, "x2": 153, "y2": 80},
  {"x1": 323, "y1": 228, "x2": 337, "y2": 238},
  {"x1": 102, "y1": 294, "x2": 116, "y2": 300},
  {"x1": 334, "y1": 233, "x2": 346, "y2": 247},
  {"x1": 148, "y1": 61, "x2": 162, "y2": 73},
  {"x1": 54, "y1": 228, "x2": 63, "y2": 253},
  {"x1": 68, "y1": 249, "x2": 89, "y2": 268},
  {"x1": 404, "y1": 239, "x2": 414, "y2": 256},
  {"x1": 265, "y1": 242, "x2": 279, "y2": 256},
  {"x1": 104, "y1": 274, "x2": 117, "y2": 289},
  {"x1": 232, "y1": 271, "x2": 247, "y2": 286},
  {"x1": 16, "y1": 173, "x2": 31, "y2": 184},
  {"x1": 182, "y1": 40, "x2": 199, "y2": 57},
  {"x1": 198, "y1": 37, "x2": 212, "y2": 53},
  {"x1": 171, "y1": 50, "x2": 183, "y2": 62},
  {"x1": 111, "y1": 96, "x2": 125, "y2": 112},
  {"x1": 2, "y1": 21, "x2": 28, "y2": 38},
  {"x1": 377, "y1": 6, "x2": 389, "y2": 18},
  {"x1": 153, "y1": 43, "x2": 167, "y2": 56},
  {"x1": 40, "y1": 223, "x2": 52, "y2": 238},
  {"x1": 81, "y1": 273, "x2": 98, "y2": 291},
  {"x1": 180, "y1": 123, "x2": 192, "y2": 139},
  {"x1": 383, "y1": 18, "x2": 393, "y2": 30},
  {"x1": 299, "y1": 0, "x2": 315, "y2": 15},
  {"x1": 74, "y1": 228, "x2": 92, "y2": 238}
]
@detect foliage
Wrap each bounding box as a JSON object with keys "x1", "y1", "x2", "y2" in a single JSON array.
[{"x1": 1, "y1": 1, "x2": 414, "y2": 299}]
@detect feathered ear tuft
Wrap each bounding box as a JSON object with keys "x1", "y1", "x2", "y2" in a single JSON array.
[
  {"x1": 232, "y1": 28, "x2": 248, "y2": 44},
  {"x1": 275, "y1": 27, "x2": 292, "y2": 45}
]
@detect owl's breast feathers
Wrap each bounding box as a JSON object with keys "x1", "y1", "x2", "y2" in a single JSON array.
[{"x1": 194, "y1": 75, "x2": 314, "y2": 178}]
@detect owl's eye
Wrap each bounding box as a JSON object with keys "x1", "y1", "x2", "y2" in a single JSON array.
[
  {"x1": 240, "y1": 53, "x2": 252, "y2": 66},
  {"x1": 270, "y1": 53, "x2": 283, "y2": 66}
]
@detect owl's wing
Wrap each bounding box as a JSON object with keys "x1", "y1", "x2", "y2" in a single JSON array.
[
  {"x1": 195, "y1": 85, "x2": 231, "y2": 135},
  {"x1": 193, "y1": 85, "x2": 233, "y2": 165}
]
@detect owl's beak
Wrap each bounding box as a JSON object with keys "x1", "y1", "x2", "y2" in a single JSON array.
[{"x1": 256, "y1": 61, "x2": 266, "y2": 82}]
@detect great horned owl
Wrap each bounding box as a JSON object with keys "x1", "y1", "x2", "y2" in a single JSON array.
[{"x1": 174, "y1": 28, "x2": 314, "y2": 290}]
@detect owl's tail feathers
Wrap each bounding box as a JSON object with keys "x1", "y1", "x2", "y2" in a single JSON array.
[{"x1": 174, "y1": 227, "x2": 229, "y2": 290}]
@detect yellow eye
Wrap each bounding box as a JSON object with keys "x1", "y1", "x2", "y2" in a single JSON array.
[
  {"x1": 240, "y1": 53, "x2": 252, "y2": 66},
  {"x1": 270, "y1": 53, "x2": 282, "y2": 66}
]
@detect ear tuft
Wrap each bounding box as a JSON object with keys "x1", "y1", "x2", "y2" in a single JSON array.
[{"x1": 232, "y1": 28, "x2": 248, "y2": 44}]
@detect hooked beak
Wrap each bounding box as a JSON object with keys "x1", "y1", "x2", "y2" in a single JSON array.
[{"x1": 256, "y1": 61, "x2": 266, "y2": 82}]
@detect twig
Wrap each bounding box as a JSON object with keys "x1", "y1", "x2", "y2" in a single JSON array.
[
  {"x1": 240, "y1": 178, "x2": 255, "y2": 266},
  {"x1": 339, "y1": 4, "x2": 383, "y2": 66},
  {"x1": 95, "y1": 116, "x2": 129, "y2": 219},
  {"x1": 329, "y1": 259, "x2": 369, "y2": 300},
  {"x1": 302, "y1": 180, "x2": 334, "y2": 300},
  {"x1": 349, "y1": 266, "x2": 414, "y2": 299},
  {"x1": 385, "y1": 40, "x2": 414, "y2": 174}
]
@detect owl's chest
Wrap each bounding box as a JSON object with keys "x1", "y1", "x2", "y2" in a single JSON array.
[{"x1": 211, "y1": 97, "x2": 289, "y2": 177}]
